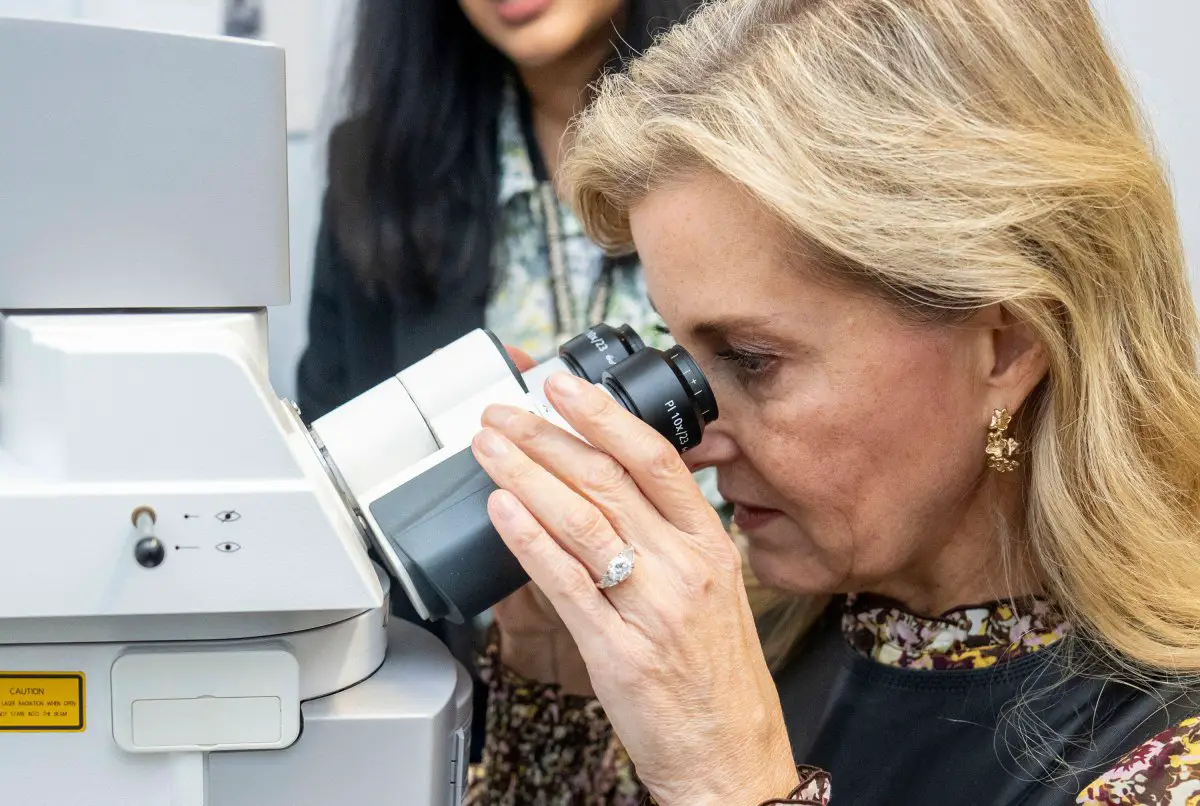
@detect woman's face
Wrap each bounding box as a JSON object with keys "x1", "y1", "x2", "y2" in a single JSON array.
[
  {"x1": 631, "y1": 172, "x2": 1045, "y2": 604},
  {"x1": 458, "y1": 0, "x2": 625, "y2": 68}
]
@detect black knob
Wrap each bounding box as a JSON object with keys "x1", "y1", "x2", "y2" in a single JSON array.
[{"x1": 135, "y1": 536, "x2": 165, "y2": 568}]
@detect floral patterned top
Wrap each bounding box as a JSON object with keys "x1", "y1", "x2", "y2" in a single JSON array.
[
  {"x1": 1077, "y1": 717, "x2": 1200, "y2": 805},
  {"x1": 464, "y1": 593, "x2": 1200, "y2": 805},
  {"x1": 841, "y1": 592, "x2": 1072, "y2": 671},
  {"x1": 484, "y1": 80, "x2": 670, "y2": 363}
]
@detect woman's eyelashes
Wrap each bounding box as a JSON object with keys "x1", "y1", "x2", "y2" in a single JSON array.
[
  {"x1": 715, "y1": 347, "x2": 777, "y2": 381},
  {"x1": 652, "y1": 321, "x2": 778, "y2": 383}
]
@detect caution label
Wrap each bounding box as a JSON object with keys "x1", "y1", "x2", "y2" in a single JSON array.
[{"x1": 0, "y1": 673, "x2": 85, "y2": 732}]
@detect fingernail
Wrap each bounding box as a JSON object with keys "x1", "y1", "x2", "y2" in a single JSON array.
[
  {"x1": 483, "y1": 404, "x2": 522, "y2": 428},
  {"x1": 490, "y1": 490, "x2": 518, "y2": 520},
  {"x1": 549, "y1": 372, "x2": 589, "y2": 398},
  {"x1": 475, "y1": 429, "x2": 508, "y2": 457}
]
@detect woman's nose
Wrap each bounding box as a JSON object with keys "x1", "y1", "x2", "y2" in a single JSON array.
[{"x1": 683, "y1": 426, "x2": 738, "y2": 472}]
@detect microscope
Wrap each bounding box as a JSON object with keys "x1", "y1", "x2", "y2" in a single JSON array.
[{"x1": 0, "y1": 17, "x2": 717, "y2": 806}]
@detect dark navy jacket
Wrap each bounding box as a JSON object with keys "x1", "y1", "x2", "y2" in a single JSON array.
[{"x1": 776, "y1": 602, "x2": 1197, "y2": 804}]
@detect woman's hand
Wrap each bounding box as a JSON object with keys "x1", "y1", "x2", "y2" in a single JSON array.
[
  {"x1": 491, "y1": 346, "x2": 593, "y2": 696},
  {"x1": 471, "y1": 370, "x2": 799, "y2": 806}
]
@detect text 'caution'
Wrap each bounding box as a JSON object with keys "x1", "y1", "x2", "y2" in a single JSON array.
[{"x1": 0, "y1": 673, "x2": 85, "y2": 732}]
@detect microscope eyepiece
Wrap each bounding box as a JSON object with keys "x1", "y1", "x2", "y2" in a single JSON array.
[
  {"x1": 558, "y1": 323, "x2": 646, "y2": 382},
  {"x1": 601, "y1": 343, "x2": 719, "y2": 453},
  {"x1": 326, "y1": 322, "x2": 721, "y2": 626}
]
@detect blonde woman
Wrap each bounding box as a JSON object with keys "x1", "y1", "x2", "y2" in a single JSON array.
[{"x1": 463, "y1": 0, "x2": 1200, "y2": 803}]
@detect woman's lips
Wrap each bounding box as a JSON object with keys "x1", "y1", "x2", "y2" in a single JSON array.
[
  {"x1": 732, "y1": 503, "x2": 782, "y2": 531},
  {"x1": 493, "y1": 0, "x2": 552, "y2": 26}
]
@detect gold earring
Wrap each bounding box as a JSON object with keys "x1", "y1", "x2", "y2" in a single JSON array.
[{"x1": 986, "y1": 408, "x2": 1020, "y2": 472}]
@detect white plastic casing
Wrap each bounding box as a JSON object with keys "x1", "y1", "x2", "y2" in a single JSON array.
[
  {"x1": 0, "y1": 17, "x2": 473, "y2": 806},
  {"x1": 310, "y1": 328, "x2": 532, "y2": 508},
  {"x1": 111, "y1": 648, "x2": 300, "y2": 753},
  {"x1": 0, "y1": 17, "x2": 290, "y2": 309},
  {"x1": 0, "y1": 312, "x2": 383, "y2": 643},
  {"x1": 398, "y1": 330, "x2": 520, "y2": 419},
  {"x1": 308, "y1": 377, "x2": 440, "y2": 504},
  {"x1": 520, "y1": 356, "x2": 570, "y2": 402},
  {"x1": 309, "y1": 327, "x2": 562, "y2": 621},
  {"x1": 308, "y1": 327, "x2": 608, "y2": 621}
]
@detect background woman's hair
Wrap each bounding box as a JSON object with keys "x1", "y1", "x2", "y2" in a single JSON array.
[
  {"x1": 332, "y1": 0, "x2": 699, "y2": 302},
  {"x1": 561, "y1": 0, "x2": 1200, "y2": 674}
]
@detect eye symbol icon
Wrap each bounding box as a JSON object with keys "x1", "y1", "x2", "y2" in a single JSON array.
[
  {"x1": 215, "y1": 510, "x2": 241, "y2": 523},
  {"x1": 216, "y1": 542, "x2": 242, "y2": 553}
]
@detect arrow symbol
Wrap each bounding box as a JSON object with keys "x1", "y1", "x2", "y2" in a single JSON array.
[{"x1": 183, "y1": 514, "x2": 200, "y2": 520}]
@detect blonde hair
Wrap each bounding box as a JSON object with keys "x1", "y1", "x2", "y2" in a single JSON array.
[{"x1": 561, "y1": 0, "x2": 1200, "y2": 672}]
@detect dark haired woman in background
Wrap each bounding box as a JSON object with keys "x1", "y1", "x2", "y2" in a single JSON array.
[{"x1": 294, "y1": 0, "x2": 700, "y2": 760}]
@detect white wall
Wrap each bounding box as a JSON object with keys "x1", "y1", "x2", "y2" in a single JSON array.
[
  {"x1": 270, "y1": 136, "x2": 324, "y2": 401},
  {"x1": 1, "y1": 0, "x2": 1196, "y2": 401},
  {"x1": 1092, "y1": 0, "x2": 1199, "y2": 290},
  {"x1": 267, "y1": 0, "x2": 353, "y2": 402}
]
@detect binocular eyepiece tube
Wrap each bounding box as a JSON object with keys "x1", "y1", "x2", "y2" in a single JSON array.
[{"x1": 308, "y1": 323, "x2": 718, "y2": 624}]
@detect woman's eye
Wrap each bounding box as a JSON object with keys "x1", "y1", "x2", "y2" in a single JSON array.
[
  {"x1": 715, "y1": 349, "x2": 775, "y2": 379},
  {"x1": 653, "y1": 322, "x2": 671, "y2": 336}
]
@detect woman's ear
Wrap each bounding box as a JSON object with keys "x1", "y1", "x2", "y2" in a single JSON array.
[{"x1": 986, "y1": 305, "x2": 1049, "y2": 412}]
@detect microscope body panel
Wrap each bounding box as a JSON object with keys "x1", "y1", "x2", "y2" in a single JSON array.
[
  {"x1": 0, "y1": 312, "x2": 384, "y2": 637},
  {"x1": 0, "y1": 308, "x2": 475, "y2": 805}
]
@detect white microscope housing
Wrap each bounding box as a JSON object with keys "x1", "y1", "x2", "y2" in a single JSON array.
[{"x1": 0, "y1": 15, "x2": 722, "y2": 806}]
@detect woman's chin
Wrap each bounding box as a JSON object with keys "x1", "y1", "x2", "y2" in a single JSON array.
[
  {"x1": 744, "y1": 528, "x2": 834, "y2": 596},
  {"x1": 744, "y1": 538, "x2": 785, "y2": 582}
]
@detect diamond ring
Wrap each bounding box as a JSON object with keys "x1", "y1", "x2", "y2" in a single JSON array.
[{"x1": 597, "y1": 546, "x2": 636, "y2": 590}]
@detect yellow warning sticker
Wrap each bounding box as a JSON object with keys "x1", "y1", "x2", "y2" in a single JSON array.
[{"x1": 0, "y1": 673, "x2": 85, "y2": 732}]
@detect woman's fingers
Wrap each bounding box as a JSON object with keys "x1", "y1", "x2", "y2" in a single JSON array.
[
  {"x1": 480, "y1": 403, "x2": 671, "y2": 557},
  {"x1": 472, "y1": 427, "x2": 637, "y2": 589},
  {"x1": 544, "y1": 372, "x2": 720, "y2": 537},
  {"x1": 485, "y1": 489, "x2": 622, "y2": 646}
]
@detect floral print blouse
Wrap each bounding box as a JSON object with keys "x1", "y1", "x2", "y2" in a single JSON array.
[
  {"x1": 484, "y1": 80, "x2": 670, "y2": 364},
  {"x1": 464, "y1": 593, "x2": 1200, "y2": 805}
]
